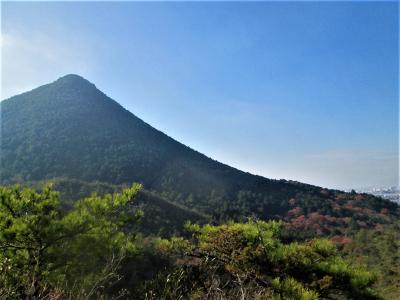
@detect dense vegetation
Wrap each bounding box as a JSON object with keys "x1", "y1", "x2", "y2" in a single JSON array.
[
  {"x1": 0, "y1": 184, "x2": 142, "y2": 299},
  {"x1": 19, "y1": 178, "x2": 399, "y2": 239},
  {"x1": 0, "y1": 185, "x2": 383, "y2": 299},
  {"x1": 1, "y1": 75, "x2": 399, "y2": 298},
  {"x1": 46, "y1": 178, "x2": 208, "y2": 237},
  {"x1": 341, "y1": 223, "x2": 400, "y2": 299},
  {"x1": 145, "y1": 221, "x2": 381, "y2": 300}
]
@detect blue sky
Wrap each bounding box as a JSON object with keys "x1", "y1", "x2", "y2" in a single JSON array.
[{"x1": 1, "y1": 1, "x2": 398, "y2": 189}]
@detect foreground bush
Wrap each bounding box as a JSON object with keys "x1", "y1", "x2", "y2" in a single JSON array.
[
  {"x1": 147, "y1": 220, "x2": 380, "y2": 299},
  {"x1": 0, "y1": 184, "x2": 382, "y2": 299},
  {"x1": 0, "y1": 184, "x2": 142, "y2": 299}
]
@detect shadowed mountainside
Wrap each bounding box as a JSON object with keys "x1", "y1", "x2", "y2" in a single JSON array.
[{"x1": 1, "y1": 74, "x2": 398, "y2": 235}]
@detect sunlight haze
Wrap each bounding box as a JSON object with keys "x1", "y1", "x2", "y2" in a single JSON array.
[{"x1": 1, "y1": 1, "x2": 398, "y2": 189}]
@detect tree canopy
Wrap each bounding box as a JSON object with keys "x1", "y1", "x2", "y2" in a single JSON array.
[
  {"x1": 0, "y1": 184, "x2": 392, "y2": 299},
  {"x1": 0, "y1": 184, "x2": 142, "y2": 299},
  {"x1": 147, "y1": 220, "x2": 380, "y2": 300}
]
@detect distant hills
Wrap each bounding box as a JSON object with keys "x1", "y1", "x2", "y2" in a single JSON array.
[{"x1": 1, "y1": 74, "x2": 398, "y2": 235}]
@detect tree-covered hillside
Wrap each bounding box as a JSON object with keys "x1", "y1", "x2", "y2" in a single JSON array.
[
  {"x1": 20, "y1": 178, "x2": 208, "y2": 237},
  {"x1": 1, "y1": 75, "x2": 397, "y2": 232},
  {"x1": 0, "y1": 185, "x2": 384, "y2": 299}
]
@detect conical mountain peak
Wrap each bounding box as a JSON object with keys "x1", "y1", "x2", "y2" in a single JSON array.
[
  {"x1": 52, "y1": 73, "x2": 97, "y2": 90},
  {"x1": 2, "y1": 73, "x2": 101, "y2": 105},
  {"x1": 56, "y1": 73, "x2": 90, "y2": 83},
  {"x1": 30, "y1": 73, "x2": 110, "y2": 108}
]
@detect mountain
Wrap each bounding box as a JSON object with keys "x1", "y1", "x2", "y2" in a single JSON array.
[
  {"x1": 23, "y1": 178, "x2": 208, "y2": 236},
  {"x1": 1, "y1": 74, "x2": 398, "y2": 235}
]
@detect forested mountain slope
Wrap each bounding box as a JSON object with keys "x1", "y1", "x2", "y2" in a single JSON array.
[
  {"x1": 1, "y1": 74, "x2": 398, "y2": 233},
  {"x1": 41, "y1": 178, "x2": 209, "y2": 236}
]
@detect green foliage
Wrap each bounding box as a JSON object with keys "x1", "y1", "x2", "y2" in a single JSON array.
[
  {"x1": 145, "y1": 220, "x2": 381, "y2": 299},
  {"x1": 0, "y1": 183, "x2": 142, "y2": 299},
  {"x1": 342, "y1": 223, "x2": 400, "y2": 299},
  {"x1": 272, "y1": 277, "x2": 319, "y2": 300},
  {"x1": 0, "y1": 183, "x2": 393, "y2": 299},
  {"x1": 18, "y1": 178, "x2": 208, "y2": 237}
]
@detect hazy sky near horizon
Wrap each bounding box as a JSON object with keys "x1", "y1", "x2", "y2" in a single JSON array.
[{"x1": 1, "y1": 1, "x2": 398, "y2": 189}]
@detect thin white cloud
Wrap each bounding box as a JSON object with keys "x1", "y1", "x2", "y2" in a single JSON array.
[{"x1": 1, "y1": 29, "x2": 95, "y2": 99}]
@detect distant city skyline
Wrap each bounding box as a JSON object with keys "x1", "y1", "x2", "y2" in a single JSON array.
[{"x1": 1, "y1": 1, "x2": 398, "y2": 189}]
